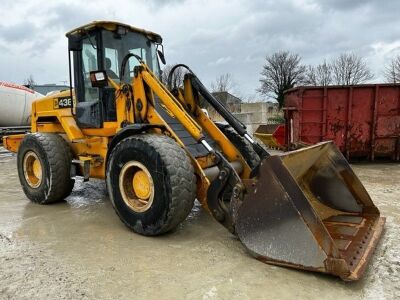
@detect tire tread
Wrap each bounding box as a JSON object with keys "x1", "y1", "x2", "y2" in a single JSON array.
[
  {"x1": 216, "y1": 125, "x2": 260, "y2": 168},
  {"x1": 18, "y1": 133, "x2": 74, "y2": 204},
  {"x1": 107, "y1": 134, "x2": 196, "y2": 235}
]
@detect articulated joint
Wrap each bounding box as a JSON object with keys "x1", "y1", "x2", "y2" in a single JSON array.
[{"x1": 206, "y1": 151, "x2": 244, "y2": 234}]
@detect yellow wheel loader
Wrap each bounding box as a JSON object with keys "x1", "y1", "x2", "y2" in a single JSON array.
[{"x1": 3, "y1": 21, "x2": 385, "y2": 281}]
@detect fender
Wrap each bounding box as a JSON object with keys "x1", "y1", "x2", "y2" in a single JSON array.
[{"x1": 106, "y1": 123, "x2": 165, "y2": 168}]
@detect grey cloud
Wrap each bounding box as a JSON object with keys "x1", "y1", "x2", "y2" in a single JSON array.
[
  {"x1": 44, "y1": 3, "x2": 102, "y2": 32},
  {"x1": 165, "y1": 0, "x2": 400, "y2": 96},
  {"x1": 0, "y1": 0, "x2": 399, "y2": 96},
  {"x1": 318, "y1": 0, "x2": 370, "y2": 10},
  {"x1": 145, "y1": 0, "x2": 188, "y2": 9},
  {"x1": 0, "y1": 22, "x2": 39, "y2": 42}
]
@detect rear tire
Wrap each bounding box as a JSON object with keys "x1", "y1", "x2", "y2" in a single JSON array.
[
  {"x1": 216, "y1": 124, "x2": 260, "y2": 168},
  {"x1": 17, "y1": 133, "x2": 74, "y2": 204},
  {"x1": 106, "y1": 134, "x2": 196, "y2": 236}
]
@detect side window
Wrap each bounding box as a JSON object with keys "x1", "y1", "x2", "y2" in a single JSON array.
[
  {"x1": 105, "y1": 47, "x2": 119, "y2": 80},
  {"x1": 81, "y1": 37, "x2": 99, "y2": 102},
  {"x1": 126, "y1": 48, "x2": 147, "y2": 79}
]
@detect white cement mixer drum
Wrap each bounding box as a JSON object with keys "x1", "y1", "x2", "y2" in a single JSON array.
[{"x1": 0, "y1": 81, "x2": 44, "y2": 126}]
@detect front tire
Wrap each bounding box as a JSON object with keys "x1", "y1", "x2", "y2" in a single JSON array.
[
  {"x1": 106, "y1": 134, "x2": 196, "y2": 236},
  {"x1": 17, "y1": 133, "x2": 74, "y2": 204},
  {"x1": 216, "y1": 124, "x2": 260, "y2": 168}
]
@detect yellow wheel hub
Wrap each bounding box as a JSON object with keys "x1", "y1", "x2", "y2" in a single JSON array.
[
  {"x1": 32, "y1": 159, "x2": 42, "y2": 179},
  {"x1": 23, "y1": 151, "x2": 43, "y2": 188},
  {"x1": 119, "y1": 161, "x2": 155, "y2": 213},
  {"x1": 132, "y1": 170, "x2": 151, "y2": 199}
]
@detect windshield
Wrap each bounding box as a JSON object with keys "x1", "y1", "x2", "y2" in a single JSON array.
[{"x1": 102, "y1": 30, "x2": 161, "y2": 82}]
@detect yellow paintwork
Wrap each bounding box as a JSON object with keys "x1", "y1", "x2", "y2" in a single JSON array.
[
  {"x1": 133, "y1": 72, "x2": 149, "y2": 121},
  {"x1": 194, "y1": 106, "x2": 252, "y2": 179},
  {"x1": 66, "y1": 21, "x2": 162, "y2": 43},
  {"x1": 2, "y1": 134, "x2": 25, "y2": 153},
  {"x1": 2, "y1": 21, "x2": 253, "y2": 210},
  {"x1": 22, "y1": 151, "x2": 43, "y2": 188},
  {"x1": 254, "y1": 132, "x2": 283, "y2": 149},
  {"x1": 140, "y1": 66, "x2": 204, "y2": 141},
  {"x1": 32, "y1": 159, "x2": 42, "y2": 179},
  {"x1": 132, "y1": 170, "x2": 152, "y2": 199},
  {"x1": 183, "y1": 77, "x2": 196, "y2": 114}
]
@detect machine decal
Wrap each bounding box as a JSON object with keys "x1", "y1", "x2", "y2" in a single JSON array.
[{"x1": 54, "y1": 97, "x2": 72, "y2": 109}]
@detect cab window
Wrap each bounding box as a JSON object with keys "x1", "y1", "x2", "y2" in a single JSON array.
[
  {"x1": 81, "y1": 34, "x2": 99, "y2": 102},
  {"x1": 104, "y1": 47, "x2": 119, "y2": 81},
  {"x1": 102, "y1": 30, "x2": 160, "y2": 83}
]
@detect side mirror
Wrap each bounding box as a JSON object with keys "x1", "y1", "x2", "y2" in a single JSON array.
[
  {"x1": 90, "y1": 71, "x2": 108, "y2": 88},
  {"x1": 157, "y1": 50, "x2": 166, "y2": 65},
  {"x1": 68, "y1": 35, "x2": 82, "y2": 51}
]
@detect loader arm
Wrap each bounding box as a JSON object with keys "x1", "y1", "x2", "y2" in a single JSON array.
[
  {"x1": 147, "y1": 63, "x2": 385, "y2": 281},
  {"x1": 187, "y1": 73, "x2": 269, "y2": 159},
  {"x1": 136, "y1": 65, "x2": 205, "y2": 144},
  {"x1": 129, "y1": 63, "x2": 253, "y2": 228}
]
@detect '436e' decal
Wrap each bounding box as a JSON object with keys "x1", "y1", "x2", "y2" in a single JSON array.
[{"x1": 54, "y1": 97, "x2": 72, "y2": 109}]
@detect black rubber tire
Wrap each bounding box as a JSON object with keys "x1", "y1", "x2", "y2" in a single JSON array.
[
  {"x1": 216, "y1": 124, "x2": 260, "y2": 168},
  {"x1": 17, "y1": 133, "x2": 74, "y2": 204},
  {"x1": 106, "y1": 134, "x2": 196, "y2": 236}
]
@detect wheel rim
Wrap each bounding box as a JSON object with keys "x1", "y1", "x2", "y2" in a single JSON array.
[
  {"x1": 23, "y1": 151, "x2": 43, "y2": 188},
  {"x1": 119, "y1": 161, "x2": 155, "y2": 212}
]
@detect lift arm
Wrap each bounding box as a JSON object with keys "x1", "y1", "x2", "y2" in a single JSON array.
[
  {"x1": 186, "y1": 73, "x2": 269, "y2": 159},
  {"x1": 134, "y1": 64, "x2": 214, "y2": 151}
]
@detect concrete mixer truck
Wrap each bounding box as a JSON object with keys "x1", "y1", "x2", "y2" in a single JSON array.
[{"x1": 0, "y1": 81, "x2": 44, "y2": 139}]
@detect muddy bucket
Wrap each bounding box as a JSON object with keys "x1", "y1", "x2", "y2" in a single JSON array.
[{"x1": 236, "y1": 141, "x2": 385, "y2": 280}]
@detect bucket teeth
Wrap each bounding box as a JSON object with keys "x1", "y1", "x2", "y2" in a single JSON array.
[{"x1": 236, "y1": 141, "x2": 385, "y2": 280}]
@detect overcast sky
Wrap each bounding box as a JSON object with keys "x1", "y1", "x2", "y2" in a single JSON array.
[{"x1": 0, "y1": 0, "x2": 399, "y2": 100}]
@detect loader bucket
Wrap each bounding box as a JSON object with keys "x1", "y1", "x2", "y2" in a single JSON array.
[{"x1": 236, "y1": 141, "x2": 385, "y2": 281}]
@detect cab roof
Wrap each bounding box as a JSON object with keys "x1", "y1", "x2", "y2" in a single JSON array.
[{"x1": 65, "y1": 21, "x2": 162, "y2": 43}]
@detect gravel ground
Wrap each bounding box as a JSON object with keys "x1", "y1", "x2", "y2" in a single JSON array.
[{"x1": 0, "y1": 149, "x2": 399, "y2": 299}]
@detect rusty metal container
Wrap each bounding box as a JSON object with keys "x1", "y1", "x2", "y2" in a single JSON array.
[
  {"x1": 284, "y1": 84, "x2": 400, "y2": 161},
  {"x1": 254, "y1": 124, "x2": 285, "y2": 149}
]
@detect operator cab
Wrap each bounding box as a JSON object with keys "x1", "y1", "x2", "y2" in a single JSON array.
[{"x1": 66, "y1": 21, "x2": 164, "y2": 128}]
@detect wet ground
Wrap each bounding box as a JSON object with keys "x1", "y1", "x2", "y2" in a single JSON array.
[{"x1": 0, "y1": 148, "x2": 399, "y2": 299}]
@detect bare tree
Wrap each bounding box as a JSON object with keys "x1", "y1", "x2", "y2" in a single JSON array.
[
  {"x1": 211, "y1": 73, "x2": 234, "y2": 93},
  {"x1": 304, "y1": 60, "x2": 332, "y2": 86},
  {"x1": 258, "y1": 51, "x2": 306, "y2": 108},
  {"x1": 304, "y1": 66, "x2": 317, "y2": 86},
  {"x1": 384, "y1": 55, "x2": 400, "y2": 83},
  {"x1": 331, "y1": 53, "x2": 373, "y2": 85},
  {"x1": 24, "y1": 75, "x2": 36, "y2": 87},
  {"x1": 160, "y1": 64, "x2": 187, "y2": 88}
]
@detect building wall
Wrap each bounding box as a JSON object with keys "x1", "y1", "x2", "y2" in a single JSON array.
[
  {"x1": 199, "y1": 92, "x2": 282, "y2": 134},
  {"x1": 203, "y1": 91, "x2": 242, "y2": 121},
  {"x1": 233, "y1": 102, "x2": 281, "y2": 133}
]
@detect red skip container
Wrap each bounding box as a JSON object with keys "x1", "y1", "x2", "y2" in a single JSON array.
[{"x1": 284, "y1": 84, "x2": 400, "y2": 161}]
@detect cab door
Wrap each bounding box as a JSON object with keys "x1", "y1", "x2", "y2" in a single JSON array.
[{"x1": 74, "y1": 32, "x2": 102, "y2": 128}]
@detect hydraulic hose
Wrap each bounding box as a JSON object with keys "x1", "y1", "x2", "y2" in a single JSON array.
[{"x1": 166, "y1": 63, "x2": 270, "y2": 158}]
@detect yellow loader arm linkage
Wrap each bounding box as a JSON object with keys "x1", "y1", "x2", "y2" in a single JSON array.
[
  {"x1": 133, "y1": 62, "x2": 385, "y2": 280},
  {"x1": 130, "y1": 63, "x2": 251, "y2": 228}
]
